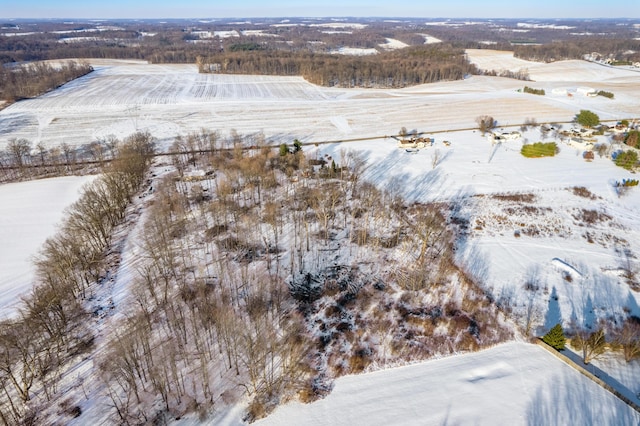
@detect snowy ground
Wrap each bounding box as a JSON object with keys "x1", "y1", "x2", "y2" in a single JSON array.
[
  {"x1": 2, "y1": 51, "x2": 640, "y2": 424},
  {"x1": 0, "y1": 176, "x2": 94, "y2": 317},
  {"x1": 1, "y1": 53, "x2": 639, "y2": 150},
  {"x1": 378, "y1": 38, "x2": 409, "y2": 50},
  {"x1": 466, "y1": 49, "x2": 640, "y2": 83},
  {"x1": 419, "y1": 33, "x2": 442, "y2": 44},
  {"x1": 190, "y1": 342, "x2": 639, "y2": 425}
]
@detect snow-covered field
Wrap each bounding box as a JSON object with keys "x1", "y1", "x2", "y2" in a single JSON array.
[
  {"x1": 2, "y1": 51, "x2": 640, "y2": 424},
  {"x1": 250, "y1": 342, "x2": 639, "y2": 426},
  {"x1": 378, "y1": 38, "x2": 409, "y2": 50},
  {"x1": 2, "y1": 53, "x2": 639, "y2": 150},
  {"x1": 466, "y1": 49, "x2": 640, "y2": 83},
  {"x1": 419, "y1": 33, "x2": 442, "y2": 44},
  {"x1": 329, "y1": 47, "x2": 379, "y2": 56},
  {"x1": 0, "y1": 176, "x2": 94, "y2": 317}
]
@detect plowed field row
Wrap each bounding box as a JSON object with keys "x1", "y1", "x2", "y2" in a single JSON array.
[{"x1": 1, "y1": 58, "x2": 639, "y2": 150}]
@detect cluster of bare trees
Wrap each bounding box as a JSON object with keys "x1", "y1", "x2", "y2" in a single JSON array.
[
  {"x1": 198, "y1": 45, "x2": 479, "y2": 88},
  {"x1": 568, "y1": 317, "x2": 640, "y2": 365},
  {"x1": 97, "y1": 136, "x2": 315, "y2": 422},
  {"x1": 0, "y1": 132, "x2": 154, "y2": 424},
  {"x1": 91, "y1": 130, "x2": 511, "y2": 422},
  {"x1": 0, "y1": 127, "x2": 511, "y2": 423},
  {"x1": 0, "y1": 60, "x2": 92, "y2": 102}
]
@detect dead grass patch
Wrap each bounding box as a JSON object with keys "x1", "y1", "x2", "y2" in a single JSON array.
[
  {"x1": 491, "y1": 192, "x2": 536, "y2": 203},
  {"x1": 573, "y1": 208, "x2": 611, "y2": 225},
  {"x1": 571, "y1": 186, "x2": 597, "y2": 199}
]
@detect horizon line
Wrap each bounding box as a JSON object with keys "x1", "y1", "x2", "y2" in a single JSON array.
[{"x1": 2, "y1": 16, "x2": 638, "y2": 21}]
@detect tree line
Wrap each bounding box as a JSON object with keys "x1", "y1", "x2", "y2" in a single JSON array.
[
  {"x1": 0, "y1": 132, "x2": 154, "y2": 424},
  {"x1": 512, "y1": 38, "x2": 640, "y2": 63},
  {"x1": 198, "y1": 45, "x2": 479, "y2": 88},
  {"x1": 0, "y1": 60, "x2": 93, "y2": 102},
  {"x1": 0, "y1": 136, "x2": 119, "y2": 183}
]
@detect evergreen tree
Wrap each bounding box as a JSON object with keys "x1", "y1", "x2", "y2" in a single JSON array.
[
  {"x1": 542, "y1": 323, "x2": 566, "y2": 350},
  {"x1": 575, "y1": 110, "x2": 600, "y2": 128},
  {"x1": 615, "y1": 150, "x2": 638, "y2": 170}
]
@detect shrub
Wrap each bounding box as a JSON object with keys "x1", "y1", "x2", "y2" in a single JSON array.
[
  {"x1": 597, "y1": 90, "x2": 614, "y2": 99},
  {"x1": 571, "y1": 186, "x2": 596, "y2": 199},
  {"x1": 245, "y1": 399, "x2": 268, "y2": 422},
  {"x1": 624, "y1": 130, "x2": 639, "y2": 148},
  {"x1": 616, "y1": 316, "x2": 640, "y2": 362},
  {"x1": 542, "y1": 324, "x2": 566, "y2": 350},
  {"x1": 614, "y1": 150, "x2": 638, "y2": 170},
  {"x1": 615, "y1": 178, "x2": 639, "y2": 187},
  {"x1": 521, "y1": 142, "x2": 558, "y2": 158},
  {"x1": 492, "y1": 193, "x2": 536, "y2": 202},
  {"x1": 575, "y1": 208, "x2": 611, "y2": 224},
  {"x1": 523, "y1": 86, "x2": 545, "y2": 95},
  {"x1": 594, "y1": 143, "x2": 610, "y2": 158}
]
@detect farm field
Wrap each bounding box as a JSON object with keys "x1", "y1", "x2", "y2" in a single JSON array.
[
  {"x1": 1, "y1": 50, "x2": 640, "y2": 424},
  {"x1": 2, "y1": 52, "x2": 640, "y2": 150},
  {"x1": 249, "y1": 342, "x2": 640, "y2": 426},
  {"x1": 0, "y1": 176, "x2": 94, "y2": 317},
  {"x1": 466, "y1": 49, "x2": 640, "y2": 81}
]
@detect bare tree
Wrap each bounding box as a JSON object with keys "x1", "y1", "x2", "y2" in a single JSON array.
[
  {"x1": 6, "y1": 138, "x2": 31, "y2": 169},
  {"x1": 0, "y1": 321, "x2": 38, "y2": 403},
  {"x1": 309, "y1": 182, "x2": 343, "y2": 241},
  {"x1": 520, "y1": 117, "x2": 538, "y2": 132},
  {"x1": 476, "y1": 116, "x2": 496, "y2": 136},
  {"x1": 60, "y1": 142, "x2": 76, "y2": 168},
  {"x1": 87, "y1": 141, "x2": 106, "y2": 163},
  {"x1": 572, "y1": 329, "x2": 607, "y2": 364},
  {"x1": 35, "y1": 142, "x2": 48, "y2": 166},
  {"x1": 431, "y1": 149, "x2": 442, "y2": 169},
  {"x1": 616, "y1": 317, "x2": 640, "y2": 362},
  {"x1": 594, "y1": 143, "x2": 610, "y2": 158}
]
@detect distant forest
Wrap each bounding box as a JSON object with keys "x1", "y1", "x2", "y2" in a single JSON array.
[
  {"x1": 198, "y1": 46, "x2": 478, "y2": 88},
  {"x1": 511, "y1": 39, "x2": 640, "y2": 63},
  {"x1": 1, "y1": 18, "x2": 639, "y2": 92}
]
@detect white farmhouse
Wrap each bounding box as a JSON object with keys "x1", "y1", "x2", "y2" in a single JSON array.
[
  {"x1": 487, "y1": 131, "x2": 521, "y2": 144},
  {"x1": 577, "y1": 86, "x2": 597, "y2": 97}
]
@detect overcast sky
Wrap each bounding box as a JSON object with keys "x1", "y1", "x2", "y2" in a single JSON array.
[{"x1": 0, "y1": 0, "x2": 638, "y2": 19}]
